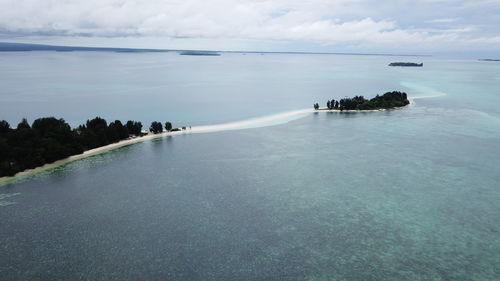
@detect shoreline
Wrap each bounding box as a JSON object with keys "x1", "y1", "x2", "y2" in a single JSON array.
[
  {"x1": 0, "y1": 109, "x2": 313, "y2": 185},
  {"x1": 0, "y1": 105, "x2": 411, "y2": 185},
  {"x1": 0, "y1": 131, "x2": 184, "y2": 185}
]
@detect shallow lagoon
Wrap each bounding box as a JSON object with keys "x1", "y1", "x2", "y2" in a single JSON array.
[{"x1": 1, "y1": 52, "x2": 499, "y2": 280}]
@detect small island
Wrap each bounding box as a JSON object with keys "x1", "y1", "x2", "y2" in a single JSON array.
[
  {"x1": 313, "y1": 91, "x2": 410, "y2": 111},
  {"x1": 389, "y1": 62, "x2": 423, "y2": 67},
  {"x1": 179, "y1": 51, "x2": 221, "y2": 56},
  {"x1": 478, "y1": 59, "x2": 500, "y2": 62}
]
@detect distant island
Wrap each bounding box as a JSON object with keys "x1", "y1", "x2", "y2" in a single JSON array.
[
  {"x1": 0, "y1": 42, "x2": 170, "y2": 53},
  {"x1": 0, "y1": 117, "x2": 190, "y2": 177},
  {"x1": 313, "y1": 91, "x2": 410, "y2": 111},
  {"x1": 389, "y1": 62, "x2": 423, "y2": 67},
  {"x1": 179, "y1": 51, "x2": 221, "y2": 56},
  {"x1": 478, "y1": 59, "x2": 500, "y2": 62}
]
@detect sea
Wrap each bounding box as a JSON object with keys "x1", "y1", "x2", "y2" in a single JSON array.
[{"x1": 0, "y1": 51, "x2": 499, "y2": 281}]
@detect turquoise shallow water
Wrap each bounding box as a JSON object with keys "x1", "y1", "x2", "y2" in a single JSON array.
[{"x1": 1, "y1": 52, "x2": 500, "y2": 280}]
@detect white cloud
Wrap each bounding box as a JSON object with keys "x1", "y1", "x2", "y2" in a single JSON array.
[
  {"x1": 0, "y1": 0, "x2": 499, "y2": 52},
  {"x1": 426, "y1": 18, "x2": 458, "y2": 23}
]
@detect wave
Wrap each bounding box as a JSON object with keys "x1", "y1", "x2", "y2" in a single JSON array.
[{"x1": 0, "y1": 192, "x2": 20, "y2": 207}]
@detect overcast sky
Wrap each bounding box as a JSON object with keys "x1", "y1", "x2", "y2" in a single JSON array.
[{"x1": 1, "y1": 0, "x2": 499, "y2": 54}]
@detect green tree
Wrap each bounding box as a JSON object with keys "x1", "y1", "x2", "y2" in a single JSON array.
[
  {"x1": 0, "y1": 120, "x2": 10, "y2": 135},
  {"x1": 165, "y1": 122, "x2": 172, "y2": 131},
  {"x1": 17, "y1": 118, "x2": 30, "y2": 130},
  {"x1": 126, "y1": 121, "x2": 142, "y2": 136},
  {"x1": 111, "y1": 120, "x2": 128, "y2": 139},
  {"x1": 84, "y1": 117, "x2": 109, "y2": 146},
  {"x1": 32, "y1": 117, "x2": 73, "y2": 144},
  {"x1": 150, "y1": 121, "x2": 163, "y2": 134},
  {"x1": 0, "y1": 116, "x2": 150, "y2": 177},
  {"x1": 323, "y1": 91, "x2": 409, "y2": 111},
  {"x1": 106, "y1": 121, "x2": 120, "y2": 143}
]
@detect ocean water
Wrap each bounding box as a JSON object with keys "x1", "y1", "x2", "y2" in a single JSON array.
[
  {"x1": 0, "y1": 52, "x2": 457, "y2": 126},
  {"x1": 1, "y1": 52, "x2": 500, "y2": 280}
]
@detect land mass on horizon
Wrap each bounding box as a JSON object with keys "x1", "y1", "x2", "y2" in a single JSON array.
[
  {"x1": 0, "y1": 42, "x2": 425, "y2": 57},
  {"x1": 180, "y1": 50, "x2": 221, "y2": 56},
  {"x1": 389, "y1": 62, "x2": 423, "y2": 67}
]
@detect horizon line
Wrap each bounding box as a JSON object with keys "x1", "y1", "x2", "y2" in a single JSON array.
[{"x1": 0, "y1": 41, "x2": 431, "y2": 57}]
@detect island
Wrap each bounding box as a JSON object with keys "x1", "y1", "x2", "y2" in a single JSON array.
[
  {"x1": 179, "y1": 51, "x2": 221, "y2": 56},
  {"x1": 314, "y1": 91, "x2": 410, "y2": 111},
  {"x1": 0, "y1": 117, "x2": 187, "y2": 178},
  {"x1": 0, "y1": 92, "x2": 409, "y2": 179},
  {"x1": 0, "y1": 42, "x2": 170, "y2": 53},
  {"x1": 478, "y1": 59, "x2": 500, "y2": 62},
  {"x1": 389, "y1": 62, "x2": 423, "y2": 67}
]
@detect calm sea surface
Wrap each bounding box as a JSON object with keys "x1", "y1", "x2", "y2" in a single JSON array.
[{"x1": 1, "y1": 52, "x2": 499, "y2": 280}]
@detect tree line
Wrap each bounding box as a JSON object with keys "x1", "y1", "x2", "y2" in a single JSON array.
[
  {"x1": 0, "y1": 117, "x2": 176, "y2": 177},
  {"x1": 315, "y1": 91, "x2": 410, "y2": 111}
]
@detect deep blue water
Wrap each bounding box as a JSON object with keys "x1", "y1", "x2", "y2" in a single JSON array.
[{"x1": 1, "y1": 52, "x2": 500, "y2": 280}]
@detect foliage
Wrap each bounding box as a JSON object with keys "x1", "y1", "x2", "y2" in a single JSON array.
[
  {"x1": 0, "y1": 116, "x2": 148, "y2": 177},
  {"x1": 17, "y1": 118, "x2": 30, "y2": 130},
  {"x1": 150, "y1": 121, "x2": 163, "y2": 134},
  {"x1": 164, "y1": 122, "x2": 172, "y2": 131},
  {"x1": 323, "y1": 91, "x2": 409, "y2": 111},
  {"x1": 0, "y1": 120, "x2": 10, "y2": 135},
  {"x1": 388, "y1": 62, "x2": 423, "y2": 67},
  {"x1": 327, "y1": 99, "x2": 337, "y2": 109},
  {"x1": 125, "y1": 121, "x2": 142, "y2": 136}
]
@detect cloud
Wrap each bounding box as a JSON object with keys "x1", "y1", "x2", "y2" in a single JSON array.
[
  {"x1": 0, "y1": 0, "x2": 499, "y2": 52},
  {"x1": 425, "y1": 18, "x2": 458, "y2": 23}
]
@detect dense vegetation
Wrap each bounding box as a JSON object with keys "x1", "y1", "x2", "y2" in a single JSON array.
[
  {"x1": 0, "y1": 117, "x2": 175, "y2": 177},
  {"x1": 149, "y1": 121, "x2": 163, "y2": 134},
  {"x1": 179, "y1": 51, "x2": 221, "y2": 56},
  {"x1": 165, "y1": 122, "x2": 172, "y2": 131},
  {"x1": 388, "y1": 62, "x2": 423, "y2": 67},
  {"x1": 316, "y1": 91, "x2": 410, "y2": 111}
]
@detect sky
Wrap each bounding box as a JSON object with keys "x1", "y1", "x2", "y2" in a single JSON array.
[{"x1": 1, "y1": 0, "x2": 499, "y2": 55}]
